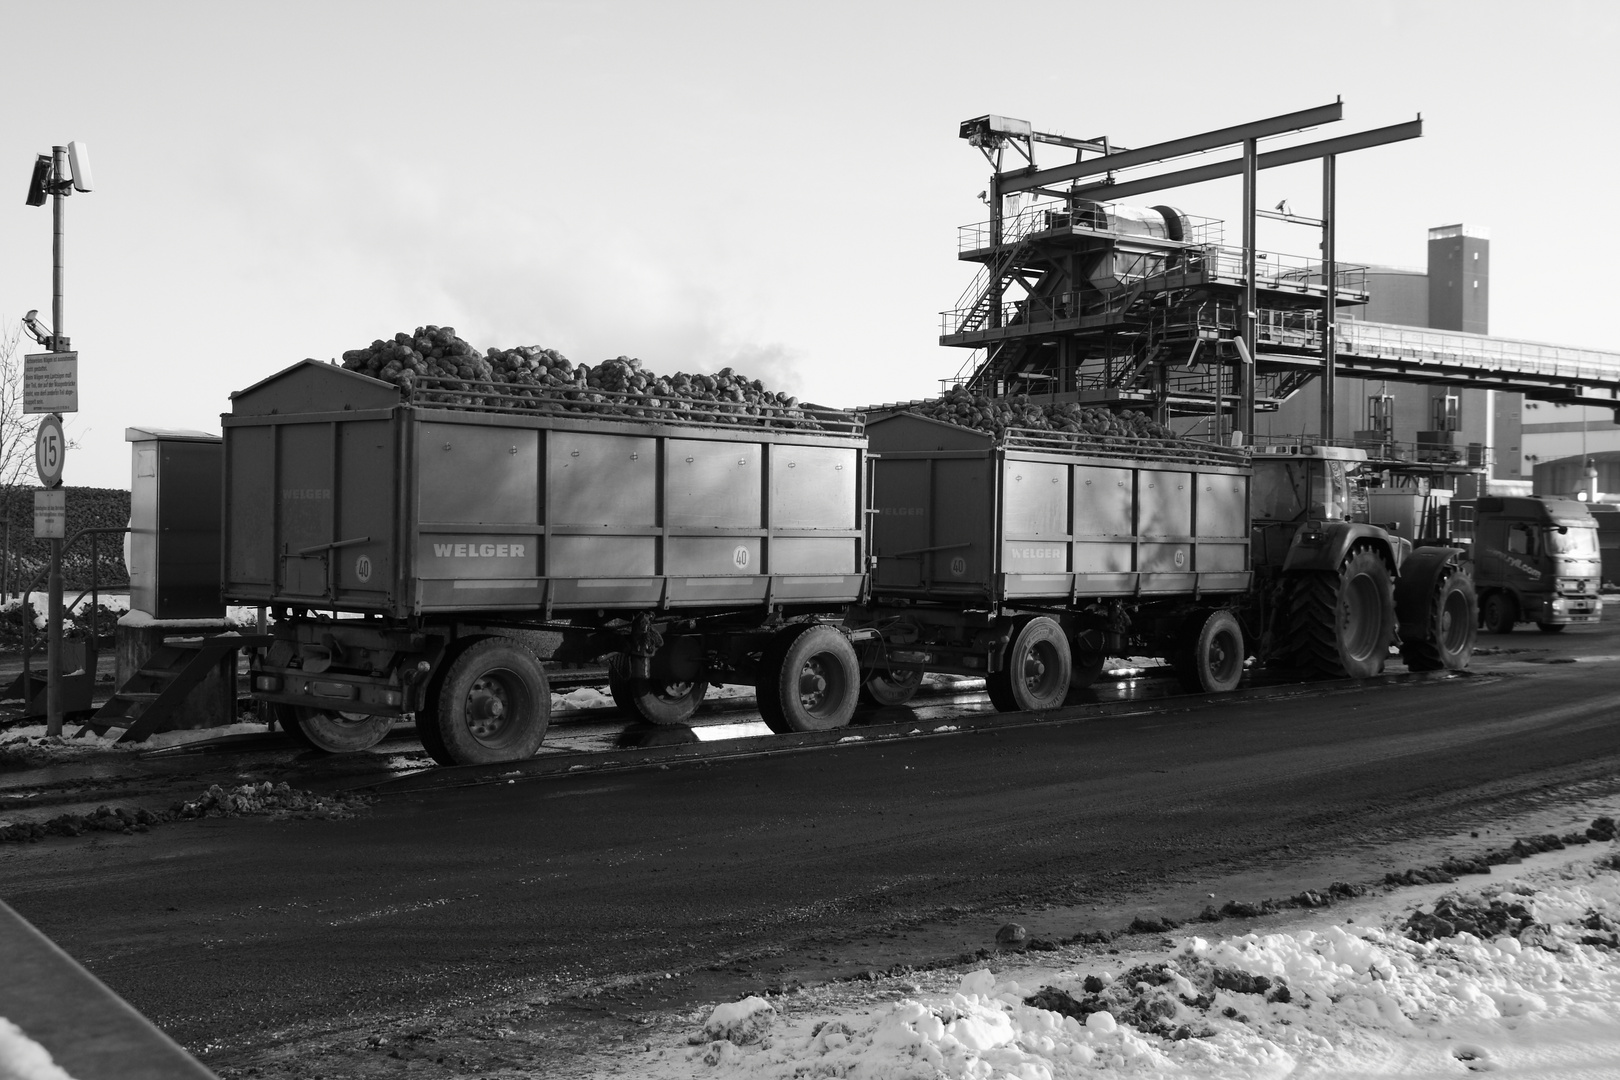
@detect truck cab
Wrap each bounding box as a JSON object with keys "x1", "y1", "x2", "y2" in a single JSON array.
[{"x1": 1453, "y1": 496, "x2": 1603, "y2": 633}]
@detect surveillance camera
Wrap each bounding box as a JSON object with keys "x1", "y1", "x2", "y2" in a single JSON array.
[{"x1": 68, "y1": 141, "x2": 93, "y2": 193}]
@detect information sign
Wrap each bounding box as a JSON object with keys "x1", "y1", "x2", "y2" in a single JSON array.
[
  {"x1": 35, "y1": 415, "x2": 65, "y2": 487},
  {"x1": 34, "y1": 488, "x2": 65, "y2": 540},
  {"x1": 23, "y1": 352, "x2": 78, "y2": 414}
]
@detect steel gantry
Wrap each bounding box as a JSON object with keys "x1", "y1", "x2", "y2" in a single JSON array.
[{"x1": 943, "y1": 102, "x2": 1620, "y2": 442}]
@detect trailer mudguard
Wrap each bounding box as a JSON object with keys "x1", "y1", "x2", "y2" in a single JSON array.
[
  {"x1": 1395, "y1": 545, "x2": 1471, "y2": 643},
  {"x1": 1281, "y1": 522, "x2": 1406, "y2": 576}
]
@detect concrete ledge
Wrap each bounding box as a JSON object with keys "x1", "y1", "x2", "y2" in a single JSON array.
[{"x1": 0, "y1": 901, "x2": 215, "y2": 1079}]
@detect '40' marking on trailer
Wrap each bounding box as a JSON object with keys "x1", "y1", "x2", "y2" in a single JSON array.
[{"x1": 733, "y1": 546, "x2": 751, "y2": 569}]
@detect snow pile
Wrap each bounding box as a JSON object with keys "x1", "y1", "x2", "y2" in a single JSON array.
[
  {"x1": 658, "y1": 856, "x2": 1620, "y2": 1078},
  {"x1": 0, "y1": 1016, "x2": 76, "y2": 1080}
]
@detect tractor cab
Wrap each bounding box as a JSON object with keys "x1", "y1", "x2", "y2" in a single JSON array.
[{"x1": 1249, "y1": 444, "x2": 1382, "y2": 570}]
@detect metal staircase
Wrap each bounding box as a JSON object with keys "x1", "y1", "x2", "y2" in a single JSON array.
[{"x1": 78, "y1": 634, "x2": 268, "y2": 744}]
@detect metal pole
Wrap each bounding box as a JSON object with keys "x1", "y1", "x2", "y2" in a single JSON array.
[
  {"x1": 1321, "y1": 154, "x2": 1337, "y2": 444},
  {"x1": 45, "y1": 146, "x2": 65, "y2": 738},
  {"x1": 1239, "y1": 136, "x2": 1258, "y2": 445}
]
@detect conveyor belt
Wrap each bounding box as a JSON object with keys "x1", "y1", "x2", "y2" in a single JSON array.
[{"x1": 1260, "y1": 320, "x2": 1620, "y2": 409}]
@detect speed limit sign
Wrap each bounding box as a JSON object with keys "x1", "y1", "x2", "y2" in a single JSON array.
[{"x1": 35, "y1": 414, "x2": 65, "y2": 487}]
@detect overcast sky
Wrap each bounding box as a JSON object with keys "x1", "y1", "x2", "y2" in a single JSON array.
[{"x1": 1, "y1": 0, "x2": 1616, "y2": 488}]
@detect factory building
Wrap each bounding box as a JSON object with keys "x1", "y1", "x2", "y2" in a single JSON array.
[{"x1": 1262, "y1": 224, "x2": 1620, "y2": 492}]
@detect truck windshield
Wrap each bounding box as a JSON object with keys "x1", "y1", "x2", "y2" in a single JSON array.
[{"x1": 1545, "y1": 525, "x2": 1599, "y2": 557}]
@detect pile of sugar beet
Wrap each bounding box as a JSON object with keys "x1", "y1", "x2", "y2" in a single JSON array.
[
  {"x1": 905, "y1": 386, "x2": 1184, "y2": 444},
  {"x1": 338, "y1": 325, "x2": 819, "y2": 427}
]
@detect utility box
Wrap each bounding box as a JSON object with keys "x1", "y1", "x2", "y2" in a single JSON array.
[{"x1": 126, "y1": 428, "x2": 223, "y2": 619}]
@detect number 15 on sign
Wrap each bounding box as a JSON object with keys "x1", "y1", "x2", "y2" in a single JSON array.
[{"x1": 36, "y1": 414, "x2": 65, "y2": 487}]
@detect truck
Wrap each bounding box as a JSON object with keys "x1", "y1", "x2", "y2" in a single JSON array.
[
  {"x1": 1450, "y1": 496, "x2": 1604, "y2": 633},
  {"x1": 224, "y1": 360, "x2": 871, "y2": 764},
  {"x1": 849, "y1": 420, "x2": 1477, "y2": 710}
]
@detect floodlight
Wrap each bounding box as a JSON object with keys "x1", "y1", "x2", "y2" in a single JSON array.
[
  {"x1": 67, "y1": 141, "x2": 93, "y2": 192},
  {"x1": 21, "y1": 310, "x2": 51, "y2": 345},
  {"x1": 25, "y1": 155, "x2": 50, "y2": 207}
]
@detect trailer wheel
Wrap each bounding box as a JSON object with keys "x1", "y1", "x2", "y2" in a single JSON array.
[
  {"x1": 607, "y1": 657, "x2": 710, "y2": 726},
  {"x1": 986, "y1": 616, "x2": 1071, "y2": 713},
  {"x1": 1481, "y1": 593, "x2": 1516, "y2": 634},
  {"x1": 1068, "y1": 650, "x2": 1107, "y2": 693},
  {"x1": 433, "y1": 639, "x2": 550, "y2": 765},
  {"x1": 1290, "y1": 546, "x2": 1396, "y2": 679},
  {"x1": 276, "y1": 706, "x2": 394, "y2": 754},
  {"x1": 757, "y1": 625, "x2": 859, "y2": 732},
  {"x1": 754, "y1": 625, "x2": 812, "y2": 734},
  {"x1": 859, "y1": 668, "x2": 922, "y2": 707},
  {"x1": 1536, "y1": 622, "x2": 1567, "y2": 634},
  {"x1": 1179, "y1": 610, "x2": 1245, "y2": 693},
  {"x1": 1400, "y1": 569, "x2": 1478, "y2": 671}
]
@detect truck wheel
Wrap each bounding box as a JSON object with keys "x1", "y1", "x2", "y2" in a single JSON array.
[
  {"x1": 433, "y1": 639, "x2": 550, "y2": 765},
  {"x1": 1069, "y1": 650, "x2": 1107, "y2": 692},
  {"x1": 274, "y1": 705, "x2": 393, "y2": 753},
  {"x1": 1536, "y1": 622, "x2": 1567, "y2": 634},
  {"x1": 860, "y1": 668, "x2": 922, "y2": 706},
  {"x1": 1290, "y1": 546, "x2": 1395, "y2": 679},
  {"x1": 1481, "y1": 593, "x2": 1516, "y2": 634},
  {"x1": 1180, "y1": 610, "x2": 1245, "y2": 693},
  {"x1": 607, "y1": 657, "x2": 709, "y2": 726},
  {"x1": 985, "y1": 616, "x2": 1071, "y2": 713},
  {"x1": 758, "y1": 625, "x2": 859, "y2": 732},
  {"x1": 1399, "y1": 570, "x2": 1478, "y2": 671}
]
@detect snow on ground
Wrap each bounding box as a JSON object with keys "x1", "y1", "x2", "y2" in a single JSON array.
[
  {"x1": 0, "y1": 1017, "x2": 74, "y2": 1080},
  {"x1": 625, "y1": 853, "x2": 1620, "y2": 1080}
]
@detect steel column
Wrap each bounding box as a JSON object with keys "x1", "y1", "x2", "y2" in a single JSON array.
[
  {"x1": 1239, "y1": 137, "x2": 1257, "y2": 444},
  {"x1": 1321, "y1": 154, "x2": 1337, "y2": 443}
]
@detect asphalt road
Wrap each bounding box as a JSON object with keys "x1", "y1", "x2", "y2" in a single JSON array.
[{"x1": 4, "y1": 622, "x2": 1620, "y2": 1077}]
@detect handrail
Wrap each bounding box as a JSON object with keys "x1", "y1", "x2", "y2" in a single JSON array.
[{"x1": 17, "y1": 526, "x2": 130, "y2": 702}]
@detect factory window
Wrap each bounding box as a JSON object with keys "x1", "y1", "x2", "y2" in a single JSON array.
[{"x1": 1473, "y1": 280, "x2": 1479, "y2": 288}]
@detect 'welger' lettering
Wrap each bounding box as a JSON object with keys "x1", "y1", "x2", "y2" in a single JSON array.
[{"x1": 432, "y1": 543, "x2": 527, "y2": 559}]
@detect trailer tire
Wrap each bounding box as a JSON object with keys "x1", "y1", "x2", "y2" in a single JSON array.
[
  {"x1": 986, "y1": 616, "x2": 1071, "y2": 713},
  {"x1": 859, "y1": 668, "x2": 922, "y2": 707},
  {"x1": 1068, "y1": 650, "x2": 1107, "y2": 693},
  {"x1": 276, "y1": 706, "x2": 394, "y2": 754},
  {"x1": 1481, "y1": 593, "x2": 1517, "y2": 635},
  {"x1": 413, "y1": 703, "x2": 453, "y2": 765},
  {"x1": 754, "y1": 625, "x2": 813, "y2": 734},
  {"x1": 607, "y1": 656, "x2": 709, "y2": 726},
  {"x1": 433, "y1": 638, "x2": 550, "y2": 765},
  {"x1": 1290, "y1": 546, "x2": 1395, "y2": 679},
  {"x1": 1536, "y1": 622, "x2": 1567, "y2": 634},
  {"x1": 759, "y1": 625, "x2": 859, "y2": 732},
  {"x1": 1180, "y1": 609, "x2": 1245, "y2": 693},
  {"x1": 1399, "y1": 569, "x2": 1477, "y2": 671}
]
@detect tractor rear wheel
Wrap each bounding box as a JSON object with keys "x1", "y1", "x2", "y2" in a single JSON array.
[
  {"x1": 1289, "y1": 546, "x2": 1396, "y2": 679},
  {"x1": 1399, "y1": 569, "x2": 1478, "y2": 671},
  {"x1": 985, "y1": 616, "x2": 1071, "y2": 713}
]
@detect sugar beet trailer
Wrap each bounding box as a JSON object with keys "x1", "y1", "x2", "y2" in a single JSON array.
[
  {"x1": 847, "y1": 418, "x2": 1476, "y2": 709},
  {"x1": 224, "y1": 361, "x2": 871, "y2": 764}
]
